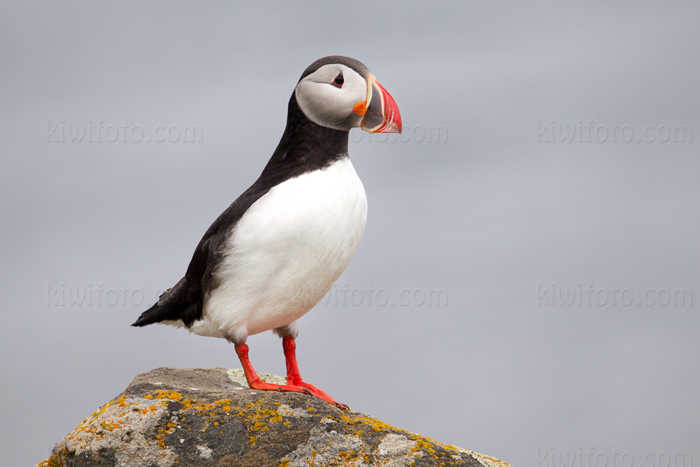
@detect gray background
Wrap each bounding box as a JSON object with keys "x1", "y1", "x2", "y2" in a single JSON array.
[{"x1": 2, "y1": 2, "x2": 698, "y2": 466}]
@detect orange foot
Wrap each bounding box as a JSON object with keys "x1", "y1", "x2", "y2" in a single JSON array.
[
  {"x1": 286, "y1": 377, "x2": 349, "y2": 410},
  {"x1": 234, "y1": 341, "x2": 349, "y2": 410}
]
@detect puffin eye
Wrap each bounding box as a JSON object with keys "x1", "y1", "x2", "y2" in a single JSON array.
[{"x1": 331, "y1": 72, "x2": 344, "y2": 88}]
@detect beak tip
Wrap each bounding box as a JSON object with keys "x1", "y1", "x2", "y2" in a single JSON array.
[{"x1": 360, "y1": 76, "x2": 402, "y2": 135}]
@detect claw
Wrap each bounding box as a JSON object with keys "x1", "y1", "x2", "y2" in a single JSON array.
[{"x1": 334, "y1": 401, "x2": 349, "y2": 410}]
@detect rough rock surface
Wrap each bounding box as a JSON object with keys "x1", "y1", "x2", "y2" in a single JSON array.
[{"x1": 37, "y1": 368, "x2": 510, "y2": 467}]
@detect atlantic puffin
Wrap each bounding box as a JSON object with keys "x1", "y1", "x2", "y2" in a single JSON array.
[{"x1": 132, "y1": 56, "x2": 402, "y2": 409}]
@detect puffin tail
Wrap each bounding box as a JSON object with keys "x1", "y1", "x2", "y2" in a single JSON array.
[
  {"x1": 131, "y1": 303, "x2": 170, "y2": 327},
  {"x1": 131, "y1": 277, "x2": 203, "y2": 327}
]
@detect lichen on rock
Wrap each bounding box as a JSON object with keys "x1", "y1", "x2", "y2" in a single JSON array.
[{"x1": 36, "y1": 367, "x2": 510, "y2": 467}]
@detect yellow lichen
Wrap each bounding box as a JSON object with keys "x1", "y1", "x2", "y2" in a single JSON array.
[
  {"x1": 156, "y1": 424, "x2": 177, "y2": 450},
  {"x1": 37, "y1": 383, "x2": 500, "y2": 467},
  {"x1": 151, "y1": 389, "x2": 183, "y2": 401},
  {"x1": 412, "y1": 438, "x2": 437, "y2": 456}
]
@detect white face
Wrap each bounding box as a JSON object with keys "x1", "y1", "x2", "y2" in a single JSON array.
[{"x1": 295, "y1": 64, "x2": 367, "y2": 131}]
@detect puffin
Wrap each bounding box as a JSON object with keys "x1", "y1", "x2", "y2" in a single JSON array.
[{"x1": 132, "y1": 56, "x2": 402, "y2": 409}]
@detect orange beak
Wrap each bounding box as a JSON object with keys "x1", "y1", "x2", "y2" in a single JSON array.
[{"x1": 354, "y1": 74, "x2": 402, "y2": 133}]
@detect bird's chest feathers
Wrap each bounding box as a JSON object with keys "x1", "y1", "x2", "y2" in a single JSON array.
[
  {"x1": 199, "y1": 158, "x2": 367, "y2": 339},
  {"x1": 235, "y1": 158, "x2": 366, "y2": 257},
  {"x1": 218, "y1": 157, "x2": 367, "y2": 311}
]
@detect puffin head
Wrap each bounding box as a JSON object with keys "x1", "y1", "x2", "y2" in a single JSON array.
[{"x1": 294, "y1": 56, "x2": 402, "y2": 134}]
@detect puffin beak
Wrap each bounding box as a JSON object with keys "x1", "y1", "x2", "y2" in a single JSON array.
[{"x1": 354, "y1": 74, "x2": 402, "y2": 133}]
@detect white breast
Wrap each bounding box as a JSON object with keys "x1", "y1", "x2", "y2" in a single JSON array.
[{"x1": 191, "y1": 157, "x2": 367, "y2": 342}]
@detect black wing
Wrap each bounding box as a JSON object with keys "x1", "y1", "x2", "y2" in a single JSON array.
[{"x1": 131, "y1": 181, "x2": 275, "y2": 328}]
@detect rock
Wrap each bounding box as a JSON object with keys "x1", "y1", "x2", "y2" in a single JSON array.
[{"x1": 36, "y1": 368, "x2": 510, "y2": 467}]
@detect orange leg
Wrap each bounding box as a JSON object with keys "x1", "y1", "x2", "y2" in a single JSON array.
[
  {"x1": 282, "y1": 336, "x2": 349, "y2": 410},
  {"x1": 234, "y1": 343, "x2": 309, "y2": 394}
]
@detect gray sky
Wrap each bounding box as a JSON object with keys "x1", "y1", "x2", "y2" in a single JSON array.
[{"x1": 2, "y1": 2, "x2": 699, "y2": 466}]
